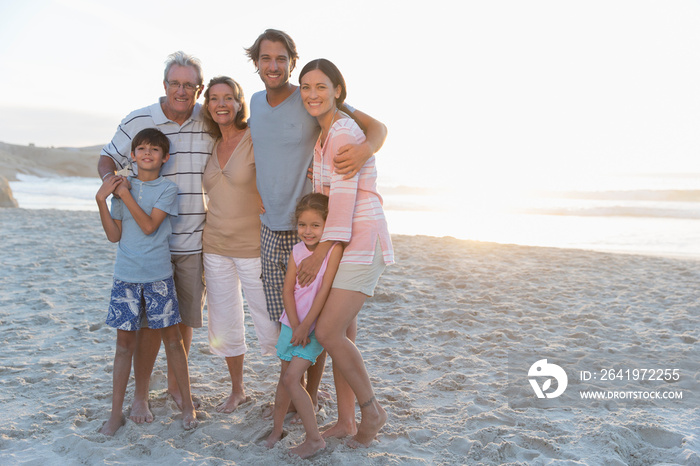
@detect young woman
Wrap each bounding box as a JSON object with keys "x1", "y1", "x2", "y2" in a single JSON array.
[{"x1": 298, "y1": 58, "x2": 394, "y2": 448}]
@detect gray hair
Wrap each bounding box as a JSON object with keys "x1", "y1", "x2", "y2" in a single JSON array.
[{"x1": 163, "y1": 51, "x2": 203, "y2": 85}]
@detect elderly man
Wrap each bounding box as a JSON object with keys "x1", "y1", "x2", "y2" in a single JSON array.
[{"x1": 98, "y1": 51, "x2": 213, "y2": 424}]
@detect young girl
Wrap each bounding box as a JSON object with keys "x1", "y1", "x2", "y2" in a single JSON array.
[
  {"x1": 264, "y1": 193, "x2": 342, "y2": 458},
  {"x1": 297, "y1": 59, "x2": 394, "y2": 448}
]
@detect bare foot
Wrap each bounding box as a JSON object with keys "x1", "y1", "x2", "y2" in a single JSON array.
[
  {"x1": 264, "y1": 430, "x2": 284, "y2": 449},
  {"x1": 182, "y1": 407, "x2": 198, "y2": 430},
  {"x1": 168, "y1": 390, "x2": 201, "y2": 410},
  {"x1": 263, "y1": 401, "x2": 296, "y2": 420},
  {"x1": 261, "y1": 402, "x2": 275, "y2": 420},
  {"x1": 99, "y1": 414, "x2": 125, "y2": 436},
  {"x1": 348, "y1": 401, "x2": 386, "y2": 448},
  {"x1": 129, "y1": 399, "x2": 154, "y2": 424},
  {"x1": 321, "y1": 419, "x2": 357, "y2": 439},
  {"x1": 290, "y1": 401, "x2": 319, "y2": 425},
  {"x1": 290, "y1": 437, "x2": 326, "y2": 459},
  {"x1": 216, "y1": 393, "x2": 250, "y2": 413}
]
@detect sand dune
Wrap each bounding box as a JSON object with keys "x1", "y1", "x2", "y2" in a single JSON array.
[
  {"x1": 0, "y1": 141, "x2": 101, "y2": 181},
  {"x1": 0, "y1": 208, "x2": 698, "y2": 465}
]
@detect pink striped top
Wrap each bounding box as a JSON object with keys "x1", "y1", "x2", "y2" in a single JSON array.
[{"x1": 313, "y1": 118, "x2": 394, "y2": 265}]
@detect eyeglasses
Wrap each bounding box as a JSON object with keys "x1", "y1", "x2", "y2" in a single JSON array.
[{"x1": 167, "y1": 81, "x2": 201, "y2": 92}]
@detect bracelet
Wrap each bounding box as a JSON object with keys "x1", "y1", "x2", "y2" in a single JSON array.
[{"x1": 102, "y1": 172, "x2": 113, "y2": 180}]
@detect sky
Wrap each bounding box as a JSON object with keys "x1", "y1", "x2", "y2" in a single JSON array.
[{"x1": 1, "y1": 0, "x2": 700, "y2": 194}]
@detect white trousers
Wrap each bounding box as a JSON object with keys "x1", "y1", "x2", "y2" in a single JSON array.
[{"x1": 204, "y1": 253, "x2": 280, "y2": 357}]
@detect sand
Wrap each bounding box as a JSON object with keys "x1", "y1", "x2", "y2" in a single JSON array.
[{"x1": 0, "y1": 206, "x2": 698, "y2": 465}]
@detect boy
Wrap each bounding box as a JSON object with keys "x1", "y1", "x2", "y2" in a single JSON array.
[{"x1": 96, "y1": 127, "x2": 197, "y2": 435}]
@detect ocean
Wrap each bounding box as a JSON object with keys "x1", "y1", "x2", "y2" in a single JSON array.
[{"x1": 9, "y1": 173, "x2": 700, "y2": 259}]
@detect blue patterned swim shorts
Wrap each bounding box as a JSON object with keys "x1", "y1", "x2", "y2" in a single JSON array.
[{"x1": 106, "y1": 277, "x2": 181, "y2": 331}]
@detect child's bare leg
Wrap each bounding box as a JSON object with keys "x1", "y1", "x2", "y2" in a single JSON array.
[
  {"x1": 131, "y1": 327, "x2": 160, "y2": 423},
  {"x1": 305, "y1": 349, "x2": 326, "y2": 408},
  {"x1": 290, "y1": 349, "x2": 326, "y2": 424},
  {"x1": 322, "y1": 318, "x2": 358, "y2": 438},
  {"x1": 160, "y1": 325, "x2": 197, "y2": 430},
  {"x1": 167, "y1": 323, "x2": 197, "y2": 409},
  {"x1": 284, "y1": 357, "x2": 325, "y2": 459},
  {"x1": 217, "y1": 354, "x2": 249, "y2": 413},
  {"x1": 265, "y1": 360, "x2": 291, "y2": 448},
  {"x1": 100, "y1": 330, "x2": 136, "y2": 435},
  {"x1": 264, "y1": 380, "x2": 302, "y2": 421}
]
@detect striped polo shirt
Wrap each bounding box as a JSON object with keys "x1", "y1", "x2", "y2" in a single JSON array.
[{"x1": 101, "y1": 98, "x2": 214, "y2": 255}]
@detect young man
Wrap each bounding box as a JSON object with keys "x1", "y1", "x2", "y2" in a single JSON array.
[
  {"x1": 96, "y1": 128, "x2": 197, "y2": 435},
  {"x1": 98, "y1": 51, "x2": 214, "y2": 423},
  {"x1": 245, "y1": 29, "x2": 387, "y2": 438}
]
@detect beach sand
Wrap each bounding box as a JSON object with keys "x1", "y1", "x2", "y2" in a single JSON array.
[{"x1": 1, "y1": 207, "x2": 698, "y2": 465}]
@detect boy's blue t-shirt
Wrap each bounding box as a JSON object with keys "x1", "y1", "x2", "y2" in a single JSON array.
[{"x1": 110, "y1": 176, "x2": 178, "y2": 283}]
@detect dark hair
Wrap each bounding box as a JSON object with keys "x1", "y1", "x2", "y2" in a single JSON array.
[
  {"x1": 294, "y1": 193, "x2": 329, "y2": 224},
  {"x1": 202, "y1": 76, "x2": 248, "y2": 139},
  {"x1": 245, "y1": 29, "x2": 299, "y2": 72},
  {"x1": 131, "y1": 128, "x2": 170, "y2": 155},
  {"x1": 298, "y1": 58, "x2": 366, "y2": 132}
]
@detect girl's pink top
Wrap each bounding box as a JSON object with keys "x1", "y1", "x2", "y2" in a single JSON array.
[{"x1": 280, "y1": 241, "x2": 338, "y2": 333}]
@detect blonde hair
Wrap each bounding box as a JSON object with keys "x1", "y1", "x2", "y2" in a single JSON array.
[{"x1": 202, "y1": 76, "x2": 249, "y2": 139}]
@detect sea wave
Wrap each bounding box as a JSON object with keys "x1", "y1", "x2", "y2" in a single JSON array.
[
  {"x1": 535, "y1": 189, "x2": 700, "y2": 202},
  {"x1": 518, "y1": 205, "x2": 700, "y2": 219},
  {"x1": 524, "y1": 188, "x2": 700, "y2": 219},
  {"x1": 10, "y1": 176, "x2": 700, "y2": 221}
]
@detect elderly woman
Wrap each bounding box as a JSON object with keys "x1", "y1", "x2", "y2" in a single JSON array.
[{"x1": 201, "y1": 76, "x2": 280, "y2": 412}]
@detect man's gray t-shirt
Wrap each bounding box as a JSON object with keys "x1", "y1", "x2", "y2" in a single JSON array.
[{"x1": 249, "y1": 87, "x2": 320, "y2": 231}]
